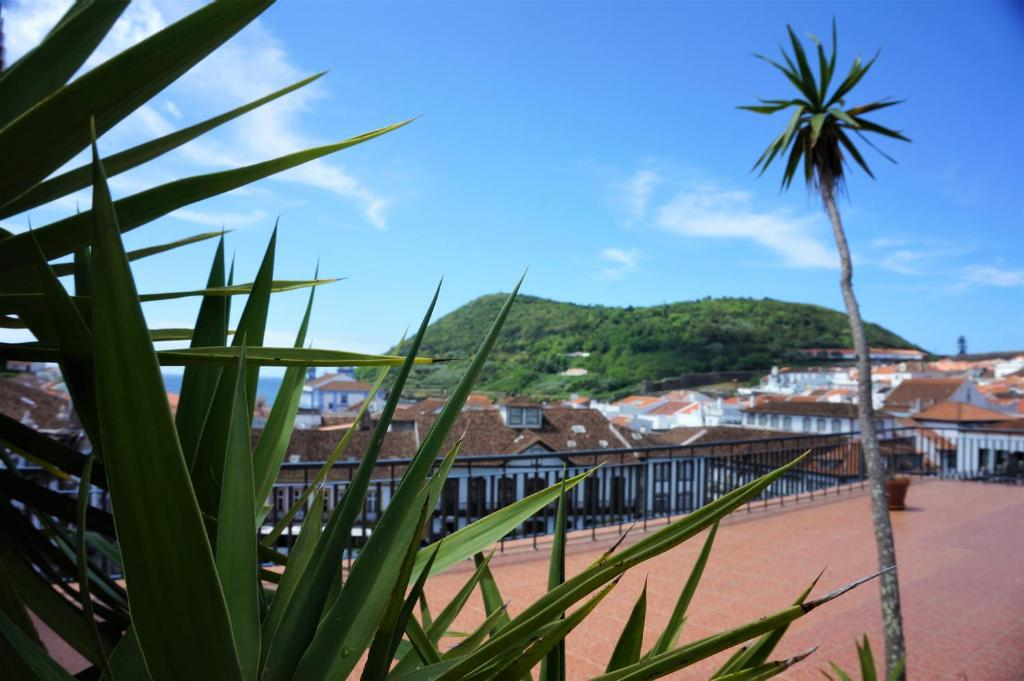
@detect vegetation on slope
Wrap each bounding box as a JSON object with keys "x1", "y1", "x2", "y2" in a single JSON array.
[{"x1": 369, "y1": 294, "x2": 920, "y2": 398}]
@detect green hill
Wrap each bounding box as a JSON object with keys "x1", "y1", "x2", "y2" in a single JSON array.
[{"x1": 365, "y1": 295, "x2": 921, "y2": 398}]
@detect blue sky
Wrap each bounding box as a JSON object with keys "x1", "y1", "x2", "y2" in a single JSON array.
[{"x1": 4, "y1": 0, "x2": 1023, "y2": 366}]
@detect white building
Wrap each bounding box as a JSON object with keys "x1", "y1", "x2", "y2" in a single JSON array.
[
  {"x1": 740, "y1": 400, "x2": 893, "y2": 436},
  {"x1": 883, "y1": 377, "x2": 1000, "y2": 418},
  {"x1": 300, "y1": 368, "x2": 386, "y2": 414},
  {"x1": 701, "y1": 397, "x2": 744, "y2": 426},
  {"x1": 634, "y1": 401, "x2": 704, "y2": 431},
  {"x1": 760, "y1": 366, "x2": 847, "y2": 395},
  {"x1": 909, "y1": 401, "x2": 1024, "y2": 475}
]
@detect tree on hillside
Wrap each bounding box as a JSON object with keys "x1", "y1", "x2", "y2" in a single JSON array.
[{"x1": 740, "y1": 21, "x2": 910, "y2": 679}]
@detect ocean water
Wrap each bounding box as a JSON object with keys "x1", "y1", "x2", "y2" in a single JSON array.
[{"x1": 162, "y1": 372, "x2": 285, "y2": 407}]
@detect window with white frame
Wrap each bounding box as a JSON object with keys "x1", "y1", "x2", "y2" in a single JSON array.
[{"x1": 507, "y1": 406, "x2": 542, "y2": 428}]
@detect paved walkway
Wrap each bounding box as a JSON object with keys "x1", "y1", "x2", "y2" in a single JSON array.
[{"x1": 422, "y1": 479, "x2": 1024, "y2": 680}]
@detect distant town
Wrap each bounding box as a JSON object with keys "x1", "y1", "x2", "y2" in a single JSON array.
[{"x1": 6, "y1": 345, "x2": 1022, "y2": 481}]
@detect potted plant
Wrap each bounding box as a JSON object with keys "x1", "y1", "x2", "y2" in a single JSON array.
[{"x1": 886, "y1": 474, "x2": 912, "y2": 510}]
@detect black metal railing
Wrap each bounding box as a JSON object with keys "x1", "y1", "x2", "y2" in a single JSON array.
[
  {"x1": 261, "y1": 425, "x2": 1023, "y2": 559},
  {"x1": 7, "y1": 425, "x2": 1022, "y2": 570}
]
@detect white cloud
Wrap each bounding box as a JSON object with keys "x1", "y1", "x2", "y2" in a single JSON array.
[
  {"x1": 599, "y1": 247, "x2": 641, "y2": 279},
  {"x1": 619, "y1": 169, "x2": 662, "y2": 225},
  {"x1": 170, "y1": 208, "x2": 267, "y2": 229},
  {"x1": 864, "y1": 237, "x2": 974, "y2": 277},
  {"x1": 5, "y1": 0, "x2": 393, "y2": 229},
  {"x1": 163, "y1": 100, "x2": 183, "y2": 119},
  {"x1": 133, "y1": 104, "x2": 176, "y2": 138},
  {"x1": 655, "y1": 183, "x2": 837, "y2": 269},
  {"x1": 958, "y1": 265, "x2": 1024, "y2": 288},
  {"x1": 878, "y1": 249, "x2": 930, "y2": 276},
  {"x1": 4, "y1": 0, "x2": 168, "y2": 68},
  {"x1": 3, "y1": 0, "x2": 74, "y2": 59},
  {"x1": 169, "y1": 18, "x2": 393, "y2": 228}
]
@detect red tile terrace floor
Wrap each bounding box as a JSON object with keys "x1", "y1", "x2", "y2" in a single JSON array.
[
  {"x1": 38, "y1": 479, "x2": 1024, "y2": 679},
  {"x1": 421, "y1": 479, "x2": 1024, "y2": 680}
]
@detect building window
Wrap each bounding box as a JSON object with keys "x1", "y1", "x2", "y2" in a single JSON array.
[
  {"x1": 816, "y1": 418, "x2": 826, "y2": 433},
  {"x1": 507, "y1": 407, "x2": 542, "y2": 428},
  {"x1": 769, "y1": 415, "x2": 778, "y2": 429},
  {"x1": 831, "y1": 419, "x2": 841, "y2": 433},
  {"x1": 802, "y1": 417, "x2": 811, "y2": 432},
  {"x1": 782, "y1": 416, "x2": 792, "y2": 431},
  {"x1": 758, "y1": 414, "x2": 768, "y2": 426}
]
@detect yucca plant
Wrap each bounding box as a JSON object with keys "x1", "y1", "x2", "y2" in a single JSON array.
[
  {"x1": 0, "y1": 2, "x2": 884, "y2": 680},
  {"x1": 740, "y1": 21, "x2": 911, "y2": 681},
  {"x1": 823, "y1": 636, "x2": 905, "y2": 681}
]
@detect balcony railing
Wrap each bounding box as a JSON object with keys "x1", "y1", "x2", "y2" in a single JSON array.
[
  {"x1": 7, "y1": 425, "x2": 1022, "y2": 571},
  {"x1": 262, "y1": 425, "x2": 1024, "y2": 558}
]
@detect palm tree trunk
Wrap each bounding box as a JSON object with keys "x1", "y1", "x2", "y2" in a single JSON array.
[{"x1": 822, "y1": 184, "x2": 906, "y2": 680}]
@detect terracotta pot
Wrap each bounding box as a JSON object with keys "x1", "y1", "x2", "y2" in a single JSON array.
[{"x1": 886, "y1": 475, "x2": 911, "y2": 511}]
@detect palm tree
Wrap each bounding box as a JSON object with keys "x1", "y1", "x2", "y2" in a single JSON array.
[{"x1": 740, "y1": 21, "x2": 910, "y2": 680}]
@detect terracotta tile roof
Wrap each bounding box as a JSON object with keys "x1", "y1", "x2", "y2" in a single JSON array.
[
  {"x1": 822, "y1": 389, "x2": 853, "y2": 399},
  {"x1": 0, "y1": 378, "x2": 78, "y2": 432},
  {"x1": 613, "y1": 395, "x2": 661, "y2": 408},
  {"x1": 391, "y1": 398, "x2": 446, "y2": 420},
  {"x1": 653, "y1": 426, "x2": 779, "y2": 446},
  {"x1": 312, "y1": 380, "x2": 374, "y2": 392},
  {"x1": 644, "y1": 401, "x2": 699, "y2": 416},
  {"x1": 912, "y1": 401, "x2": 1011, "y2": 423},
  {"x1": 257, "y1": 425, "x2": 419, "y2": 482},
  {"x1": 884, "y1": 377, "x2": 965, "y2": 411},
  {"x1": 502, "y1": 395, "x2": 542, "y2": 407},
  {"x1": 268, "y1": 406, "x2": 660, "y2": 476},
  {"x1": 895, "y1": 417, "x2": 957, "y2": 450},
  {"x1": 741, "y1": 401, "x2": 860, "y2": 418},
  {"x1": 465, "y1": 393, "x2": 493, "y2": 408}
]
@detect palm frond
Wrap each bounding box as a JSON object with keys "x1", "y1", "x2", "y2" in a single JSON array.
[{"x1": 741, "y1": 22, "x2": 907, "y2": 192}]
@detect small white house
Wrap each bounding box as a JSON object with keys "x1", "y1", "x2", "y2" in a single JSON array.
[
  {"x1": 635, "y1": 401, "x2": 704, "y2": 431},
  {"x1": 300, "y1": 368, "x2": 385, "y2": 414}
]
